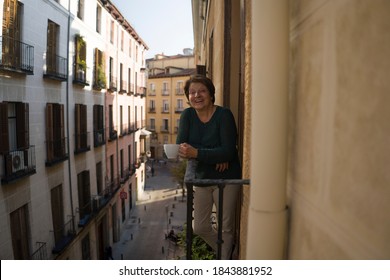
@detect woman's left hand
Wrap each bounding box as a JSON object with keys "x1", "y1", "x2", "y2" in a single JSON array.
[{"x1": 216, "y1": 162, "x2": 229, "y2": 172}]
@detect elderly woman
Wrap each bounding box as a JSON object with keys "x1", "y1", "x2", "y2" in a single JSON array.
[{"x1": 177, "y1": 74, "x2": 242, "y2": 259}]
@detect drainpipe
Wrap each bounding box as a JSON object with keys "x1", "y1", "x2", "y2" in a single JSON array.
[
  {"x1": 246, "y1": 0, "x2": 289, "y2": 259},
  {"x1": 66, "y1": 0, "x2": 75, "y2": 231}
]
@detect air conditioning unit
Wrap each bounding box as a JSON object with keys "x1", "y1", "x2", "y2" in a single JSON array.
[
  {"x1": 97, "y1": 132, "x2": 103, "y2": 143},
  {"x1": 12, "y1": 152, "x2": 25, "y2": 173}
]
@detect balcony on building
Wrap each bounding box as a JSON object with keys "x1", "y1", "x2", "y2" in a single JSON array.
[
  {"x1": 106, "y1": 176, "x2": 120, "y2": 197},
  {"x1": 73, "y1": 61, "x2": 89, "y2": 86},
  {"x1": 51, "y1": 217, "x2": 76, "y2": 254},
  {"x1": 30, "y1": 242, "x2": 47, "y2": 260},
  {"x1": 93, "y1": 66, "x2": 106, "y2": 91},
  {"x1": 176, "y1": 88, "x2": 185, "y2": 95},
  {"x1": 0, "y1": 36, "x2": 34, "y2": 75},
  {"x1": 160, "y1": 126, "x2": 169, "y2": 133},
  {"x1": 74, "y1": 131, "x2": 91, "y2": 154},
  {"x1": 162, "y1": 88, "x2": 170, "y2": 96},
  {"x1": 175, "y1": 107, "x2": 184, "y2": 114},
  {"x1": 161, "y1": 106, "x2": 170, "y2": 114},
  {"x1": 149, "y1": 107, "x2": 156, "y2": 113},
  {"x1": 94, "y1": 128, "x2": 106, "y2": 147},
  {"x1": 108, "y1": 75, "x2": 117, "y2": 92},
  {"x1": 140, "y1": 87, "x2": 146, "y2": 98},
  {"x1": 77, "y1": 199, "x2": 93, "y2": 227},
  {"x1": 120, "y1": 166, "x2": 131, "y2": 184},
  {"x1": 43, "y1": 52, "x2": 67, "y2": 81},
  {"x1": 128, "y1": 83, "x2": 135, "y2": 95},
  {"x1": 184, "y1": 160, "x2": 250, "y2": 260},
  {"x1": 45, "y1": 137, "x2": 69, "y2": 166},
  {"x1": 119, "y1": 123, "x2": 129, "y2": 137},
  {"x1": 119, "y1": 79, "x2": 127, "y2": 94},
  {"x1": 1, "y1": 146, "x2": 36, "y2": 184},
  {"x1": 148, "y1": 89, "x2": 156, "y2": 96},
  {"x1": 127, "y1": 122, "x2": 136, "y2": 134},
  {"x1": 108, "y1": 126, "x2": 118, "y2": 141}
]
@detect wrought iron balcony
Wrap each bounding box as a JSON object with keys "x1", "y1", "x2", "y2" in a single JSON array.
[
  {"x1": 184, "y1": 160, "x2": 250, "y2": 260},
  {"x1": 94, "y1": 128, "x2": 105, "y2": 147},
  {"x1": 74, "y1": 131, "x2": 91, "y2": 154},
  {"x1": 1, "y1": 146, "x2": 36, "y2": 184},
  {"x1": 46, "y1": 137, "x2": 69, "y2": 166},
  {"x1": 30, "y1": 242, "x2": 47, "y2": 260},
  {"x1": 52, "y1": 217, "x2": 76, "y2": 254},
  {"x1": 0, "y1": 36, "x2": 34, "y2": 74},
  {"x1": 43, "y1": 52, "x2": 68, "y2": 81},
  {"x1": 108, "y1": 126, "x2": 118, "y2": 141},
  {"x1": 73, "y1": 62, "x2": 89, "y2": 86}
]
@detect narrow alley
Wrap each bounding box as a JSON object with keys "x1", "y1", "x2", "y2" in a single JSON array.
[{"x1": 112, "y1": 160, "x2": 186, "y2": 260}]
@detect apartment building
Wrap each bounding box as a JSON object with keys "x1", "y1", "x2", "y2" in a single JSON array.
[
  {"x1": 191, "y1": 0, "x2": 390, "y2": 259},
  {"x1": 0, "y1": 0, "x2": 148, "y2": 260},
  {"x1": 146, "y1": 52, "x2": 195, "y2": 159}
]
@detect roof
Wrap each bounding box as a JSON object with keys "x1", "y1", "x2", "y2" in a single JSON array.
[{"x1": 148, "y1": 68, "x2": 196, "y2": 78}]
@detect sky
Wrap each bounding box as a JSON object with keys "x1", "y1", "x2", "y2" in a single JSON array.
[{"x1": 111, "y1": 0, "x2": 194, "y2": 59}]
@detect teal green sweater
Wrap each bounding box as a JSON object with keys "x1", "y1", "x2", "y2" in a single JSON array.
[{"x1": 176, "y1": 106, "x2": 242, "y2": 180}]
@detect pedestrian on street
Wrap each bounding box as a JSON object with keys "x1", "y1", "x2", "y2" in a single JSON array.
[
  {"x1": 176, "y1": 74, "x2": 242, "y2": 260},
  {"x1": 151, "y1": 166, "x2": 155, "y2": 177}
]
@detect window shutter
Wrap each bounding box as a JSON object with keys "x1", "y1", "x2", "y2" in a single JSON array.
[
  {"x1": 75, "y1": 104, "x2": 80, "y2": 150},
  {"x1": 59, "y1": 104, "x2": 65, "y2": 156},
  {"x1": 47, "y1": 21, "x2": 58, "y2": 73},
  {"x1": 93, "y1": 105, "x2": 97, "y2": 132},
  {"x1": 16, "y1": 102, "x2": 29, "y2": 149},
  {"x1": 46, "y1": 103, "x2": 53, "y2": 161},
  {"x1": 0, "y1": 102, "x2": 9, "y2": 154}
]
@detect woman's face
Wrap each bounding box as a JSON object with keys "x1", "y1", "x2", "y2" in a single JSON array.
[{"x1": 188, "y1": 82, "x2": 213, "y2": 111}]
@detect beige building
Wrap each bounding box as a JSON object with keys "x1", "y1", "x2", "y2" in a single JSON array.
[
  {"x1": 191, "y1": 0, "x2": 390, "y2": 259},
  {"x1": 146, "y1": 53, "x2": 196, "y2": 159}
]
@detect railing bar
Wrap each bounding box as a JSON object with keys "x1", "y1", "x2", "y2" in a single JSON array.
[
  {"x1": 217, "y1": 183, "x2": 225, "y2": 260},
  {"x1": 186, "y1": 182, "x2": 194, "y2": 260}
]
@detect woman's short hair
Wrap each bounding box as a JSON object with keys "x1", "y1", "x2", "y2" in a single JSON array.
[{"x1": 184, "y1": 74, "x2": 215, "y2": 103}]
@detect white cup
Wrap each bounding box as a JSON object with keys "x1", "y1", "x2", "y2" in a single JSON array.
[{"x1": 163, "y1": 144, "x2": 179, "y2": 159}]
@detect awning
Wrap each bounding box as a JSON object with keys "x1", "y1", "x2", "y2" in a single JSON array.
[{"x1": 140, "y1": 129, "x2": 152, "y2": 137}]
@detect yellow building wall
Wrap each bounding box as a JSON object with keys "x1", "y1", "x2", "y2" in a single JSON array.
[{"x1": 287, "y1": 0, "x2": 390, "y2": 259}]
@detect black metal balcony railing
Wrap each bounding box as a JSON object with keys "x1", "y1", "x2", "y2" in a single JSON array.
[
  {"x1": 161, "y1": 126, "x2": 169, "y2": 133},
  {"x1": 161, "y1": 107, "x2": 170, "y2": 114},
  {"x1": 0, "y1": 36, "x2": 34, "y2": 74},
  {"x1": 175, "y1": 107, "x2": 184, "y2": 113},
  {"x1": 128, "y1": 122, "x2": 136, "y2": 134},
  {"x1": 184, "y1": 160, "x2": 250, "y2": 260},
  {"x1": 77, "y1": 199, "x2": 93, "y2": 227},
  {"x1": 108, "y1": 75, "x2": 117, "y2": 91},
  {"x1": 94, "y1": 128, "x2": 105, "y2": 147},
  {"x1": 120, "y1": 166, "x2": 131, "y2": 184},
  {"x1": 73, "y1": 62, "x2": 89, "y2": 86},
  {"x1": 176, "y1": 88, "x2": 185, "y2": 95},
  {"x1": 119, "y1": 80, "x2": 127, "y2": 93},
  {"x1": 52, "y1": 217, "x2": 76, "y2": 254},
  {"x1": 1, "y1": 146, "x2": 36, "y2": 184},
  {"x1": 43, "y1": 52, "x2": 68, "y2": 81},
  {"x1": 149, "y1": 107, "x2": 156, "y2": 113},
  {"x1": 162, "y1": 89, "x2": 170, "y2": 96},
  {"x1": 74, "y1": 131, "x2": 91, "y2": 154},
  {"x1": 30, "y1": 242, "x2": 47, "y2": 260},
  {"x1": 108, "y1": 126, "x2": 118, "y2": 141},
  {"x1": 46, "y1": 137, "x2": 69, "y2": 166}
]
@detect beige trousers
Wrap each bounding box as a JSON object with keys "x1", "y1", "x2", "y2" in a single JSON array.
[{"x1": 193, "y1": 185, "x2": 240, "y2": 260}]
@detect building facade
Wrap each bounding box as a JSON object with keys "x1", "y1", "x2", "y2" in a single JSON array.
[
  {"x1": 191, "y1": 0, "x2": 390, "y2": 259},
  {"x1": 146, "y1": 53, "x2": 195, "y2": 159},
  {"x1": 0, "y1": 0, "x2": 148, "y2": 260}
]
